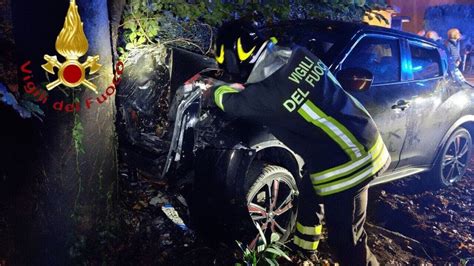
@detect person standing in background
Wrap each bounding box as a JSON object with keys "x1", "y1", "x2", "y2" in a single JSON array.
[
  {"x1": 445, "y1": 28, "x2": 468, "y2": 83},
  {"x1": 425, "y1": 30, "x2": 444, "y2": 47},
  {"x1": 425, "y1": 30, "x2": 440, "y2": 42},
  {"x1": 445, "y1": 28, "x2": 462, "y2": 69}
]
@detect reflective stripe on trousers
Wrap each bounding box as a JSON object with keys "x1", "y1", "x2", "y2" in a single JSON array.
[
  {"x1": 293, "y1": 223, "x2": 322, "y2": 251},
  {"x1": 312, "y1": 135, "x2": 389, "y2": 196}
]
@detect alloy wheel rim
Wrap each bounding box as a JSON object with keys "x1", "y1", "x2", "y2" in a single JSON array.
[
  {"x1": 247, "y1": 177, "x2": 297, "y2": 250},
  {"x1": 441, "y1": 134, "x2": 471, "y2": 184}
]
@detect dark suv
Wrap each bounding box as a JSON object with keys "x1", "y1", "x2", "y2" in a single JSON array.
[{"x1": 118, "y1": 20, "x2": 474, "y2": 245}]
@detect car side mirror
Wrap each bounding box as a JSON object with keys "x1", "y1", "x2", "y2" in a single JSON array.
[{"x1": 336, "y1": 67, "x2": 374, "y2": 92}]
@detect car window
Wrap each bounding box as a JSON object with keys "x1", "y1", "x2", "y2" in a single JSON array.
[
  {"x1": 342, "y1": 36, "x2": 401, "y2": 84},
  {"x1": 262, "y1": 24, "x2": 352, "y2": 65},
  {"x1": 304, "y1": 37, "x2": 335, "y2": 61},
  {"x1": 409, "y1": 42, "x2": 442, "y2": 80}
]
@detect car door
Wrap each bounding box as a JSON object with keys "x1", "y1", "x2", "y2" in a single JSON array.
[
  {"x1": 334, "y1": 34, "x2": 408, "y2": 170},
  {"x1": 395, "y1": 40, "x2": 448, "y2": 168}
]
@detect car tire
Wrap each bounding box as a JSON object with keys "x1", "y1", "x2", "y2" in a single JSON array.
[
  {"x1": 426, "y1": 127, "x2": 472, "y2": 188},
  {"x1": 243, "y1": 162, "x2": 299, "y2": 249}
]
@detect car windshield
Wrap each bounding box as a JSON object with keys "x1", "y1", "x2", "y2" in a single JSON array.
[{"x1": 261, "y1": 22, "x2": 353, "y2": 65}]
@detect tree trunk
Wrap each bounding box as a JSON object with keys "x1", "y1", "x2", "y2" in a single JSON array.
[{"x1": 10, "y1": 0, "x2": 117, "y2": 264}]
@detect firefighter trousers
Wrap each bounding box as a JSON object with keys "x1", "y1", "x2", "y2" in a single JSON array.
[{"x1": 294, "y1": 173, "x2": 379, "y2": 266}]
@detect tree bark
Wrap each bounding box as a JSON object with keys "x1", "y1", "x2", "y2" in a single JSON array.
[
  {"x1": 10, "y1": 0, "x2": 117, "y2": 264},
  {"x1": 108, "y1": 0, "x2": 126, "y2": 60}
]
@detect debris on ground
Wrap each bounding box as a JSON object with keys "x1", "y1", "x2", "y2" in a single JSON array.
[
  {"x1": 110, "y1": 157, "x2": 474, "y2": 264},
  {"x1": 367, "y1": 160, "x2": 474, "y2": 264}
]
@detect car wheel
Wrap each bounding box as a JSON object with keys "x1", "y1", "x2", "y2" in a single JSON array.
[
  {"x1": 244, "y1": 162, "x2": 299, "y2": 249},
  {"x1": 429, "y1": 127, "x2": 472, "y2": 187}
]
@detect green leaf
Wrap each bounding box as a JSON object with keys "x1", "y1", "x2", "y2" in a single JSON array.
[
  {"x1": 129, "y1": 32, "x2": 137, "y2": 42},
  {"x1": 123, "y1": 20, "x2": 137, "y2": 31},
  {"x1": 265, "y1": 247, "x2": 291, "y2": 261},
  {"x1": 255, "y1": 223, "x2": 267, "y2": 247},
  {"x1": 263, "y1": 257, "x2": 277, "y2": 266},
  {"x1": 125, "y1": 43, "x2": 135, "y2": 50},
  {"x1": 251, "y1": 253, "x2": 257, "y2": 265},
  {"x1": 131, "y1": 0, "x2": 141, "y2": 11},
  {"x1": 236, "y1": 240, "x2": 246, "y2": 252},
  {"x1": 150, "y1": 3, "x2": 158, "y2": 11},
  {"x1": 72, "y1": 115, "x2": 85, "y2": 155},
  {"x1": 264, "y1": 247, "x2": 283, "y2": 257},
  {"x1": 137, "y1": 36, "x2": 146, "y2": 45},
  {"x1": 270, "y1": 233, "x2": 280, "y2": 243},
  {"x1": 147, "y1": 24, "x2": 159, "y2": 38}
]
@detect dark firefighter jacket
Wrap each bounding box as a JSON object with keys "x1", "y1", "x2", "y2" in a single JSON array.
[{"x1": 211, "y1": 46, "x2": 391, "y2": 196}]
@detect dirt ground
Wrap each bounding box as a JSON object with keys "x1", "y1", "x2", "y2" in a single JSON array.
[
  {"x1": 109, "y1": 157, "x2": 474, "y2": 265},
  {"x1": 1, "y1": 156, "x2": 472, "y2": 265},
  {"x1": 367, "y1": 172, "x2": 473, "y2": 265}
]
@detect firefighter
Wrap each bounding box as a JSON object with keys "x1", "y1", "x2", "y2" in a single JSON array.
[{"x1": 207, "y1": 20, "x2": 390, "y2": 265}]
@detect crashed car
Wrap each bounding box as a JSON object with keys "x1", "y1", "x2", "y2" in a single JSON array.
[{"x1": 117, "y1": 20, "x2": 474, "y2": 245}]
